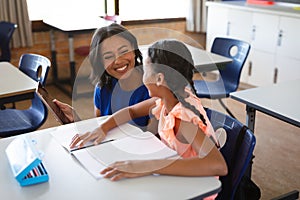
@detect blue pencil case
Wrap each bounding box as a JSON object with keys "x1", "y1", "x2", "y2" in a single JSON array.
[{"x1": 5, "y1": 136, "x2": 49, "y2": 186}]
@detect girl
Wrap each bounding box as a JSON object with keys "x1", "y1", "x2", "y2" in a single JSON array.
[
  {"x1": 54, "y1": 23, "x2": 151, "y2": 129},
  {"x1": 70, "y1": 39, "x2": 227, "y2": 193}
]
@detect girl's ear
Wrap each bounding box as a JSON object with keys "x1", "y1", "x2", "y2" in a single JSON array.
[{"x1": 156, "y1": 73, "x2": 164, "y2": 87}]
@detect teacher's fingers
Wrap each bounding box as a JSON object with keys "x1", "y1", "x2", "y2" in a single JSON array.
[{"x1": 53, "y1": 99, "x2": 66, "y2": 108}]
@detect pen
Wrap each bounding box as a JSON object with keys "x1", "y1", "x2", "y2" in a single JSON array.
[{"x1": 70, "y1": 139, "x2": 115, "y2": 152}]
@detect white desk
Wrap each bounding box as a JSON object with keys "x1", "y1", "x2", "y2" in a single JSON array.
[
  {"x1": 0, "y1": 62, "x2": 37, "y2": 105},
  {"x1": 230, "y1": 80, "x2": 300, "y2": 200},
  {"x1": 43, "y1": 16, "x2": 113, "y2": 97},
  {"x1": 230, "y1": 79, "x2": 300, "y2": 131},
  {"x1": 0, "y1": 118, "x2": 222, "y2": 200}
]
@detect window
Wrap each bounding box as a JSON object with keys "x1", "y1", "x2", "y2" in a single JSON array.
[
  {"x1": 26, "y1": 0, "x2": 187, "y2": 21},
  {"x1": 119, "y1": 0, "x2": 187, "y2": 21},
  {"x1": 26, "y1": 0, "x2": 106, "y2": 21}
]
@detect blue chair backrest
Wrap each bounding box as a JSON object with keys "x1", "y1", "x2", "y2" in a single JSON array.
[
  {"x1": 211, "y1": 37, "x2": 251, "y2": 93},
  {"x1": 0, "y1": 21, "x2": 17, "y2": 62},
  {"x1": 18, "y1": 53, "x2": 51, "y2": 87},
  {"x1": 205, "y1": 108, "x2": 256, "y2": 199}
]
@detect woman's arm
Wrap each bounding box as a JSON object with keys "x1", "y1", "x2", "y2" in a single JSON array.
[
  {"x1": 70, "y1": 98, "x2": 157, "y2": 148},
  {"x1": 95, "y1": 106, "x2": 101, "y2": 117}
]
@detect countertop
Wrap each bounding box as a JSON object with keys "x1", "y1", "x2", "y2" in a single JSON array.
[{"x1": 206, "y1": 1, "x2": 300, "y2": 18}]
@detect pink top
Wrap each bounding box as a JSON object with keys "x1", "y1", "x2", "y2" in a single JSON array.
[
  {"x1": 151, "y1": 89, "x2": 219, "y2": 200},
  {"x1": 151, "y1": 89, "x2": 217, "y2": 158}
]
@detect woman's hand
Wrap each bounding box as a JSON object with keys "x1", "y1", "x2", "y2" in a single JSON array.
[
  {"x1": 100, "y1": 160, "x2": 153, "y2": 181},
  {"x1": 69, "y1": 126, "x2": 107, "y2": 148},
  {"x1": 53, "y1": 99, "x2": 75, "y2": 122}
]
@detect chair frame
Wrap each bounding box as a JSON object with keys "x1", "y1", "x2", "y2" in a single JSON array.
[
  {"x1": 205, "y1": 108, "x2": 256, "y2": 199},
  {"x1": 0, "y1": 53, "x2": 51, "y2": 137},
  {"x1": 0, "y1": 21, "x2": 17, "y2": 62},
  {"x1": 194, "y1": 37, "x2": 251, "y2": 118}
]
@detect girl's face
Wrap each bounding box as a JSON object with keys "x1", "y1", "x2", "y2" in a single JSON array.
[
  {"x1": 143, "y1": 57, "x2": 159, "y2": 97},
  {"x1": 101, "y1": 35, "x2": 136, "y2": 79}
]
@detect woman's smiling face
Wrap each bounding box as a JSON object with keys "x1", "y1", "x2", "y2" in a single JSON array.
[{"x1": 101, "y1": 35, "x2": 136, "y2": 79}]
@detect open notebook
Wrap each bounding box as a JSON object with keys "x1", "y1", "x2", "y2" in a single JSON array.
[{"x1": 51, "y1": 118, "x2": 178, "y2": 179}]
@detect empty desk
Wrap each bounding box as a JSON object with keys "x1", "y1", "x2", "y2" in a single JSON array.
[{"x1": 0, "y1": 62, "x2": 37, "y2": 106}]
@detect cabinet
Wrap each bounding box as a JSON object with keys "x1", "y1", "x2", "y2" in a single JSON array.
[
  {"x1": 248, "y1": 13, "x2": 279, "y2": 86},
  {"x1": 206, "y1": 7, "x2": 252, "y2": 49},
  {"x1": 206, "y1": 6, "x2": 228, "y2": 51},
  {"x1": 206, "y1": 2, "x2": 300, "y2": 86},
  {"x1": 206, "y1": 6, "x2": 253, "y2": 83},
  {"x1": 276, "y1": 17, "x2": 300, "y2": 83}
]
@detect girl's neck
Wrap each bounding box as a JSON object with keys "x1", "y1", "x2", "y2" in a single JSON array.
[
  {"x1": 161, "y1": 91, "x2": 179, "y2": 114},
  {"x1": 161, "y1": 89, "x2": 189, "y2": 114}
]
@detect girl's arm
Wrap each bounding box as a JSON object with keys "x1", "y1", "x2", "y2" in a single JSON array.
[
  {"x1": 101, "y1": 153, "x2": 227, "y2": 181},
  {"x1": 100, "y1": 120, "x2": 227, "y2": 181},
  {"x1": 70, "y1": 97, "x2": 157, "y2": 148},
  {"x1": 157, "y1": 119, "x2": 227, "y2": 176}
]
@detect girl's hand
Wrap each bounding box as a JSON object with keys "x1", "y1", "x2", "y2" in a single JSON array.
[
  {"x1": 69, "y1": 126, "x2": 107, "y2": 148},
  {"x1": 53, "y1": 99, "x2": 75, "y2": 122},
  {"x1": 100, "y1": 160, "x2": 153, "y2": 181}
]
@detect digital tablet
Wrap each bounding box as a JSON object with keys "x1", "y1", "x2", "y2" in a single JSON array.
[{"x1": 37, "y1": 83, "x2": 70, "y2": 124}]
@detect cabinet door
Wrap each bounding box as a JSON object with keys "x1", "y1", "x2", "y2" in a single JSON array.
[
  {"x1": 252, "y1": 13, "x2": 279, "y2": 54},
  {"x1": 276, "y1": 56, "x2": 300, "y2": 83},
  {"x1": 206, "y1": 6, "x2": 228, "y2": 51},
  {"x1": 248, "y1": 50, "x2": 276, "y2": 86},
  {"x1": 226, "y1": 10, "x2": 252, "y2": 83},
  {"x1": 277, "y1": 16, "x2": 300, "y2": 60},
  {"x1": 227, "y1": 9, "x2": 252, "y2": 43}
]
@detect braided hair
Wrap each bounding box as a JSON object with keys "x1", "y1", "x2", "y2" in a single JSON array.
[
  {"x1": 89, "y1": 23, "x2": 143, "y2": 89},
  {"x1": 147, "y1": 39, "x2": 207, "y2": 126}
]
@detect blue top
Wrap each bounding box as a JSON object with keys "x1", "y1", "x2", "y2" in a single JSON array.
[{"x1": 94, "y1": 78, "x2": 150, "y2": 128}]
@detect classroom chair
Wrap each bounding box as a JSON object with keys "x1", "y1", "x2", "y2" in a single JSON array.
[
  {"x1": 0, "y1": 21, "x2": 18, "y2": 109},
  {"x1": 0, "y1": 54, "x2": 51, "y2": 137},
  {"x1": 0, "y1": 21, "x2": 17, "y2": 62},
  {"x1": 193, "y1": 37, "x2": 251, "y2": 118},
  {"x1": 205, "y1": 108, "x2": 256, "y2": 200}
]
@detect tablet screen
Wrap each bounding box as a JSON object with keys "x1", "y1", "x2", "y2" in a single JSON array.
[{"x1": 37, "y1": 83, "x2": 70, "y2": 124}]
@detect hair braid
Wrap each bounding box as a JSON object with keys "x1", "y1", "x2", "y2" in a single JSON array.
[{"x1": 174, "y1": 91, "x2": 207, "y2": 126}]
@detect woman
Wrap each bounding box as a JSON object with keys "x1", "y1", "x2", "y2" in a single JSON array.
[{"x1": 54, "y1": 23, "x2": 151, "y2": 129}]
